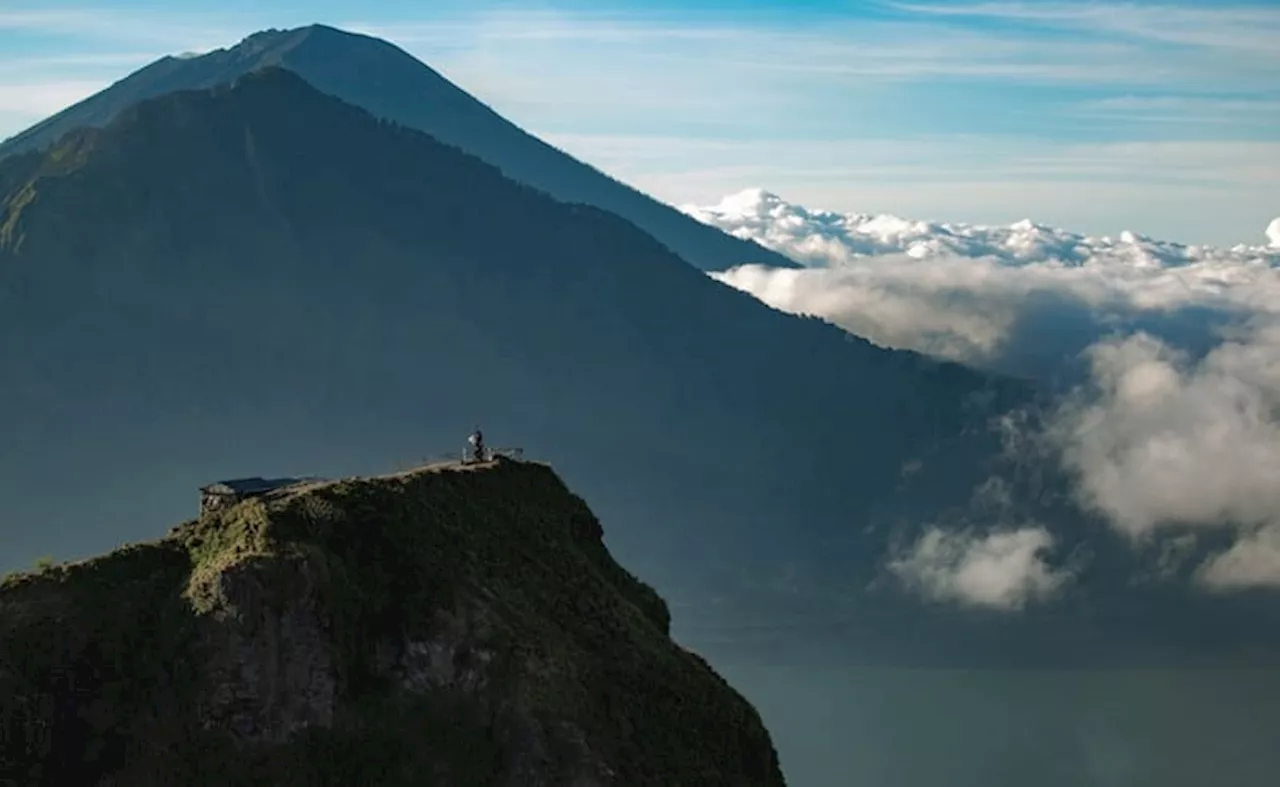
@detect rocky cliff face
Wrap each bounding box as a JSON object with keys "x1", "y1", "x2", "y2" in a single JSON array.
[{"x1": 0, "y1": 458, "x2": 784, "y2": 786}]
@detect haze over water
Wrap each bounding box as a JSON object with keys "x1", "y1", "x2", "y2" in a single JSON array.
[{"x1": 722, "y1": 664, "x2": 1280, "y2": 787}]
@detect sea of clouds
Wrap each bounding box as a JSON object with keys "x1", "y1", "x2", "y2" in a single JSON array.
[{"x1": 684, "y1": 190, "x2": 1280, "y2": 608}]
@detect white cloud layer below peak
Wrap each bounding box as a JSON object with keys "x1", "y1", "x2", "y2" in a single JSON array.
[
  {"x1": 688, "y1": 188, "x2": 1280, "y2": 268},
  {"x1": 686, "y1": 189, "x2": 1280, "y2": 595},
  {"x1": 690, "y1": 189, "x2": 1280, "y2": 366}
]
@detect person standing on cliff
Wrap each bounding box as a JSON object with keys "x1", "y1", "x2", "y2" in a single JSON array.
[{"x1": 468, "y1": 427, "x2": 485, "y2": 463}]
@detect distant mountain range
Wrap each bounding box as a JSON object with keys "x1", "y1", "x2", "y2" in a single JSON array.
[
  {"x1": 2, "y1": 31, "x2": 1277, "y2": 668},
  {"x1": 0, "y1": 24, "x2": 797, "y2": 275}
]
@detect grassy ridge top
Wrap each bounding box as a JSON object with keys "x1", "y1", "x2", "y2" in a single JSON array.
[{"x1": 0, "y1": 458, "x2": 784, "y2": 785}]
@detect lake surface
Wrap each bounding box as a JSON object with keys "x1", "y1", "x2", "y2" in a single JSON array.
[{"x1": 717, "y1": 665, "x2": 1280, "y2": 787}]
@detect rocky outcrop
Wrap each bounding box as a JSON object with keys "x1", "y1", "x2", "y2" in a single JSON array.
[
  {"x1": 0, "y1": 459, "x2": 785, "y2": 786},
  {"x1": 193, "y1": 553, "x2": 338, "y2": 743}
]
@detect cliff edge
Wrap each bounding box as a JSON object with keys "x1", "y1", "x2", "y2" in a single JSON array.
[{"x1": 0, "y1": 458, "x2": 785, "y2": 786}]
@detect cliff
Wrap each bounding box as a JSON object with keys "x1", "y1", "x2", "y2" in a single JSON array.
[{"x1": 0, "y1": 458, "x2": 785, "y2": 786}]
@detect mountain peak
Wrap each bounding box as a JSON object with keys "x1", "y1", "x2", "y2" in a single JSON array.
[
  {"x1": 232, "y1": 22, "x2": 382, "y2": 52},
  {"x1": 0, "y1": 24, "x2": 800, "y2": 272}
]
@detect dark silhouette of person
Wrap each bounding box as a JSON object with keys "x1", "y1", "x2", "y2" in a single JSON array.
[{"x1": 468, "y1": 427, "x2": 485, "y2": 462}]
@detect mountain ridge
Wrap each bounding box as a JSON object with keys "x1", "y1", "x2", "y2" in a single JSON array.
[
  {"x1": 0, "y1": 65, "x2": 1037, "y2": 657},
  {"x1": 0, "y1": 456, "x2": 785, "y2": 785},
  {"x1": 7, "y1": 64, "x2": 1274, "y2": 669}
]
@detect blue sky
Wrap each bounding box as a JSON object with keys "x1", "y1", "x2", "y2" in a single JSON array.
[{"x1": 0, "y1": 0, "x2": 1277, "y2": 246}]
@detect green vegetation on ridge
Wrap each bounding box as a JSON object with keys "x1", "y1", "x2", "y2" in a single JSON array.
[{"x1": 0, "y1": 459, "x2": 784, "y2": 786}]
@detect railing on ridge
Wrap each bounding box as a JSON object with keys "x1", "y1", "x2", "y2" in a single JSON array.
[{"x1": 390, "y1": 446, "x2": 525, "y2": 473}]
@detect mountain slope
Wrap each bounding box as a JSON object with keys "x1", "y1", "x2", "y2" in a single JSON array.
[
  {"x1": 0, "y1": 67, "x2": 1031, "y2": 648},
  {"x1": 0, "y1": 24, "x2": 798, "y2": 273},
  {"x1": 0, "y1": 457, "x2": 785, "y2": 786},
  {"x1": 5, "y1": 68, "x2": 1275, "y2": 668}
]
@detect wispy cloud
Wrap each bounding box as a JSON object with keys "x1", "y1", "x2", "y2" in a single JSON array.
[
  {"x1": 364, "y1": 8, "x2": 1274, "y2": 95},
  {"x1": 549, "y1": 136, "x2": 1280, "y2": 188},
  {"x1": 893, "y1": 2, "x2": 1280, "y2": 56},
  {"x1": 0, "y1": 52, "x2": 159, "y2": 71},
  {"x1": 1067, "y1": 95, "x2": 1280, "y2": 128},
  {"x1": 1081, "y1": 95, "x2": 1280, "y2": 114},
  {"x1": 0, "y1": 8, "x2": 247, "y2": 49},
  {"x1": 0, "y1": 80, "x2": 110, "y2": 116},
  {"x1": 345, "y1": 15, "x2": 754, "y2": 46}
]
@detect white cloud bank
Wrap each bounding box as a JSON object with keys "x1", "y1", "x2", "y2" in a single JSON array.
[
  {"x1": 688, "y1": 189, "x2": 1280, "y2": 269},
  {"x1": 1199, "y1": 527, "x2": 1280, "y2": 591},
  {"x1": 888, "y1": 526, "x2": 1073, "y2": 610},
  {"x1": 687, "y1": 190, "x2": 1280, "y2": 593},
  {"x1": 1049, "y1": 326, "x2": 1280, "y2": 591},
  {"x1": 1051, "y1": 329, "x2": 1280, "y2": 538},
  {"x1": 690, "y1": 189, "x2": 1280, "y2": 365}
]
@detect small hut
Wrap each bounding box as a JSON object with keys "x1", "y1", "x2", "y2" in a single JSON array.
[{"x1": 199, "y1": 477, "x2": 309, "y2": 515}]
